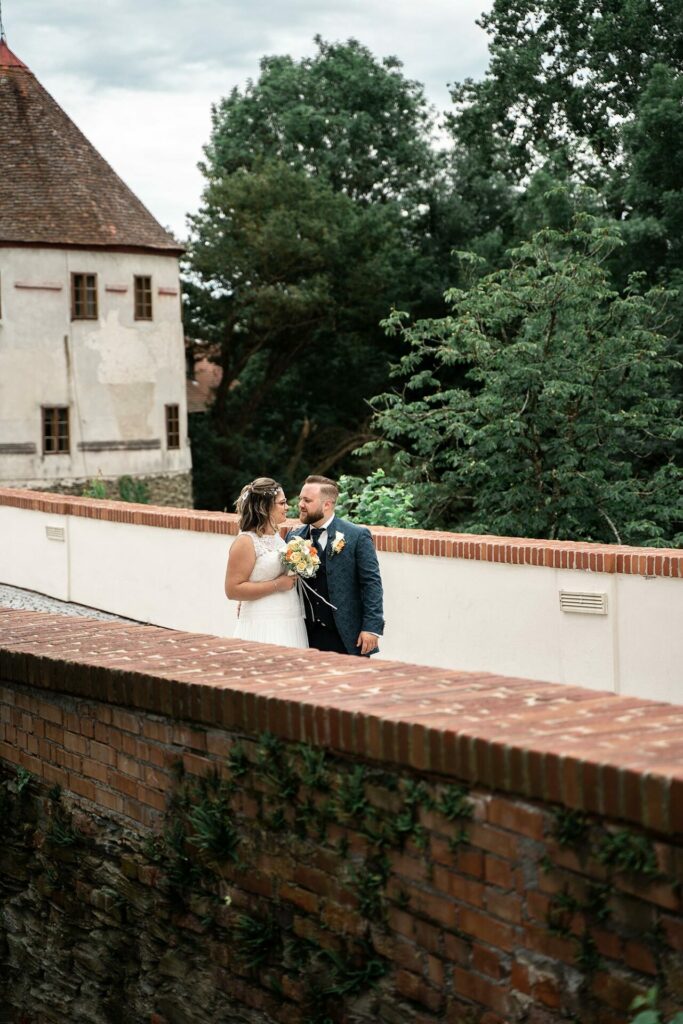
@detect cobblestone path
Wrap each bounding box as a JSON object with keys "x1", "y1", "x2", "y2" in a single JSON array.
[{"x1": 0, "y1": 584, "x2": 138, "y2": 623}]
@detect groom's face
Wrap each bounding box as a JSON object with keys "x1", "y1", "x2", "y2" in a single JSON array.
[{"x1": 299, "y1": 484, "x2": 328, "y2": 526}]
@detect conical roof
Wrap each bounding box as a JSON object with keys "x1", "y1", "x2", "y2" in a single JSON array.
[{"x1": 0, "y1": 40, "x2": 182, "y2": 252}]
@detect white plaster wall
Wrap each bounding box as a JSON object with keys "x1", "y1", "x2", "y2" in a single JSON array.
[
  {"x1": 0, "y1": 247, "x2": 190, "y2": 484},
  {"x1": 379, "y1": 554, "x2": 618, "y2": 692},
  {"x1": 0, "y1": 503, "x2": 681, "y2": 704},
  {"x1": 0, "y1": 506, "x2": 70, "y2": 601},
  {"x1": 68, "y1": 516, "x2": 232, "y2": 636},
  {"x1": 617, "y1": 575, "x2": 683, "y2": 702}
]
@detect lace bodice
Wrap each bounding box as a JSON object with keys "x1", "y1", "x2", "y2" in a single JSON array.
[
  {"x1": 240, "y1": 530, "x2": 285, "y2": 583},
  {"x1": 234, "y1": 530, "x2": 306, "y2": 640}
]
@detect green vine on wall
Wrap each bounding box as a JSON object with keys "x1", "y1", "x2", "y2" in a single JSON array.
[
  {"x1": 151, "y1": 732, "x2": 474, "y2": 1021},
  {"x1": 545, "y1": 805, "x2": 677, "y2": 1011}
]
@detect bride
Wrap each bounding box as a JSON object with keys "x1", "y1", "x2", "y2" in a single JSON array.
[{"x1": 225, "y1": 477, "x2": 308, "y2": 649}]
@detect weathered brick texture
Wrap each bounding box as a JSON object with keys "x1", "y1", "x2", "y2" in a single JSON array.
[{"x1": 0, "y1": 608, "x2": 681, "y2": 1023}]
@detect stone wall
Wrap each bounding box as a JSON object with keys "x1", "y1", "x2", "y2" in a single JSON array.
[
  {"x1": 0, "y1": 609, "x2": 682, "y2": 1024},
  {"x1": 25, "y1": 471, "x2": 194, "y2": 509}
]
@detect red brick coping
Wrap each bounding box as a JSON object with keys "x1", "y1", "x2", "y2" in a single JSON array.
[
  {"x1": 1, "y1": 487, "x2": 681, "y2": 577},
  {"x1": 1, "y1": 608, "x2": 681, "y2": 837}
]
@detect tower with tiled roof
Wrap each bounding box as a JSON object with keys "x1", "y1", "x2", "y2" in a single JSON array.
[{"x1": 0, "y1": 38, "x2": 192, "y2": 505}]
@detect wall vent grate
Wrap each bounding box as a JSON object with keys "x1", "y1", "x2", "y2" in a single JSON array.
[
  {"x1": 45, "y1": 526, "x2": 65, "y2": 542},
  {"x1": 559, "y1": 590, "x2": 607, "y2": 615}
]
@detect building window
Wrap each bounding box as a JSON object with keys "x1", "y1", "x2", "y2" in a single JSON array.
[
  {"x1": 134, "y1": 275, "x2": 153, "y2": 320},
  {"x1": 42, "y1": 407, "x2": 70, "y2": 454},
  {"x1": 71, "y1": 273, "x2": 98, "y2": 319},
  {"x1": 165, "y1": 404, "x2": 180, "y2": 449}
]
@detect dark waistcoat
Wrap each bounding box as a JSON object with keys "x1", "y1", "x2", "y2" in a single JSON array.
[{"x1": 305, "y1": 544, "x2": 335, "y2": 627}]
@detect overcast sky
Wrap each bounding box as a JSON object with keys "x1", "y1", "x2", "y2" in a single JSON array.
[{"x1": 4, "y1": 1, "x2": 493, "y2": 240}]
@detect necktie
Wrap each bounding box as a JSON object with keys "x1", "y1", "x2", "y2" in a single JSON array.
[{"x1": 311, "y1": 527, "x2": 324, "y2": 557}]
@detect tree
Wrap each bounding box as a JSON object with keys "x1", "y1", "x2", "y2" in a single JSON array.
[
  {"x1": 621, "y1": 64, "x2": 683, "y2": 288},
  {"x1": 202, "y1": 36, "x2": 435, "y2": 204},
  {"x1": 370, "y1": 213, "x2": 683, "y2": 546},
  {"x1": 448, "y1": 0, "x2": 683, "y2": 187},
  {"x1": 185, "y1": 39, "x2": 441, "y2": 509}
]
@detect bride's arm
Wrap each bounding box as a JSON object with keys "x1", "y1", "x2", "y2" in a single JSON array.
[{"x1": 225, "y1": 535, "x2": 296, "y2": 601}]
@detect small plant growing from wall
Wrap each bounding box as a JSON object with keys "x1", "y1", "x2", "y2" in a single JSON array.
[{"x1": 629, "y1": 988, "x2": 683, "y2": 1024}]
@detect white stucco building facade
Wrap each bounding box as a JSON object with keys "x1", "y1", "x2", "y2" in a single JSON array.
[{"x1": 0, "y1": 39, "x2": 192, "y2": 505}]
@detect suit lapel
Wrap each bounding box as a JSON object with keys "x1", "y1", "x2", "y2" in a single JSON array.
[{"x1": 326, "y1": 516, "x2": 339, "y2": 570}]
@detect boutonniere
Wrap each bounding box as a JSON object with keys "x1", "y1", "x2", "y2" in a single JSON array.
[{"x1": 330, "y1": 532, "x2": 346, "y2": 556}]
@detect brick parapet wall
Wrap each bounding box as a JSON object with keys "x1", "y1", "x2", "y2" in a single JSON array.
[
  {"x1": 1, "y1": 486, "x2": 682, "y2": 578},
  {"x1": 1, "y1": 609, "x2": 682, "y2": 1022},
  {"x1": 0, "y1": 609, "x2": 681, "y2": 836}
]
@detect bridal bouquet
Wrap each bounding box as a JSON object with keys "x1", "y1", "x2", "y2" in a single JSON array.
[{"x1": 281, "y1": 536, "x2": 320, "y2": 578}]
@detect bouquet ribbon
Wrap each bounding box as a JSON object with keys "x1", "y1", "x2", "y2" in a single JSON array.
[{"x1": 293, "y1": 573, "x2": 338, "y2": 617}]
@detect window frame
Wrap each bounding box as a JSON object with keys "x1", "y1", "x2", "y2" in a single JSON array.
[
  {"x1": 134, "y1": 275, "x2": 153, "y2": 321},
  {"x1": 42, "y1": 406, "x2": 70, "y2": 455},
  {"x1": 71, "y1": 272, "x2": 98, "y2": 320},
  {"x1": 165, "y1": 403, "x2": 180, "y2": 450}
]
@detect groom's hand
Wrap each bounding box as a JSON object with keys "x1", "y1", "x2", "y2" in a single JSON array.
[{"x1": 356, "y1": 631, "x2": 378, "y2": 656}]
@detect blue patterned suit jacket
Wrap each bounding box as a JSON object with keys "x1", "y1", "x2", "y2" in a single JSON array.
[{"x1": 287, "y1": 516, "x2": 384, "y2": 655}]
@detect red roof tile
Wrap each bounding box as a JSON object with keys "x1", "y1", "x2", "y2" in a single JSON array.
[
  {"x1": 186, "y1": 356, "x2": 222, "y2": 413},
  {"x1": 0, "y1": 39, "x2": 27, "y2": 69},
  {"x1": 0, "y1": 42, "x2": 182, "y2": 252}
]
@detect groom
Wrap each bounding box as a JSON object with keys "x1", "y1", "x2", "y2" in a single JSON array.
[{"x1": 288, "y1": 475, "x2": 384, "y2": 655}]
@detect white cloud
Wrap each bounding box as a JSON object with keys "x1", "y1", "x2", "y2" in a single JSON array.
[{"x1": 6, "y1": 0, "x2": 492, "y2": 238}]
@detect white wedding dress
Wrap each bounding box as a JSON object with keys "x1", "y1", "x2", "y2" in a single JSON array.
[{"x1": 233, "y1": 531, "x2": 309, "y2": 648}]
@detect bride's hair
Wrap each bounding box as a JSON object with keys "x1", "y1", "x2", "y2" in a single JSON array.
[{"x1": 235, "y1": 477, "x2": 282, "y2": 534}]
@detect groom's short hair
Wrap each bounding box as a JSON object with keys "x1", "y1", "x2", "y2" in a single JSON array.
[{"x1": 305, "y1": 475, "x2": 339, "y2": 504}]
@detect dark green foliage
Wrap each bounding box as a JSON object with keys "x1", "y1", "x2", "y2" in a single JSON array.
[
  {"x1": 438, "y1": 785, "x2": 474, "y2": 852},
  {"x1": 234, "y1": 911, "x2": 282, "y2": 969},
  {"x1": 319, "y1": 942, "x2": 388, "y2": 996},
  {"x1": 117, "y1": 475, "x2": 149, "y2": 504},
  {"x1": 188, "y1": 792, "x2": 240, "y2": 863},
  {"x1": 448, "y1": 0, "x2": 683, "y2": 181},
  {"x1": 298, "y1": 745, "x2": 330, "y2": 792},
  {"x1": 437, "y1": 784, "x2": 474, "y2": 823},
  {"x1": 392, "y1": 779, "x2": 432, "y2": 850},
  {"x1": 546, "y1": 881, "x2": 611, "y2": 939},
  {"x1": 265, "y1": 808, "x2": 287, "y2": 833},
  {"x1": 14, "y1": 767, "x2": 30, "y2": 794},
  {"x1": 575, "y1": 931, "x2": 604, "y2": 975},
  {"x1": 372, "y1": 212, "x2": 683, "y2": 543},
  {"x1": 140, "y1": 747, "x2": 469, "y2": 1019},
  {"x1": 335, "y1": 765, "x2": 368, "y2": 820},
  {"x1": 350, "y1": 853, "x2": 390, "y2": 920},
  {"x1": 184, "y1": 37, "x2": 444, "y2": 509},
  {"x1": 597, "y1": 829, "x2": 659, "y2": 877},
  {"x1": 227, "y1": 743, "x2": 250, "y2": 778},
  {"x1": 546, "y1": 889, "x2": 575, "y2": 938},
  {"x1": 552, "y1": 807, "x2": 590, "y2": 848},
  {"x1": 584, "y1": 882, "x2": 611, "y2": 924},
  {"x1": 256, "y1": 732, "x2": 299, "y2": 802}
]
